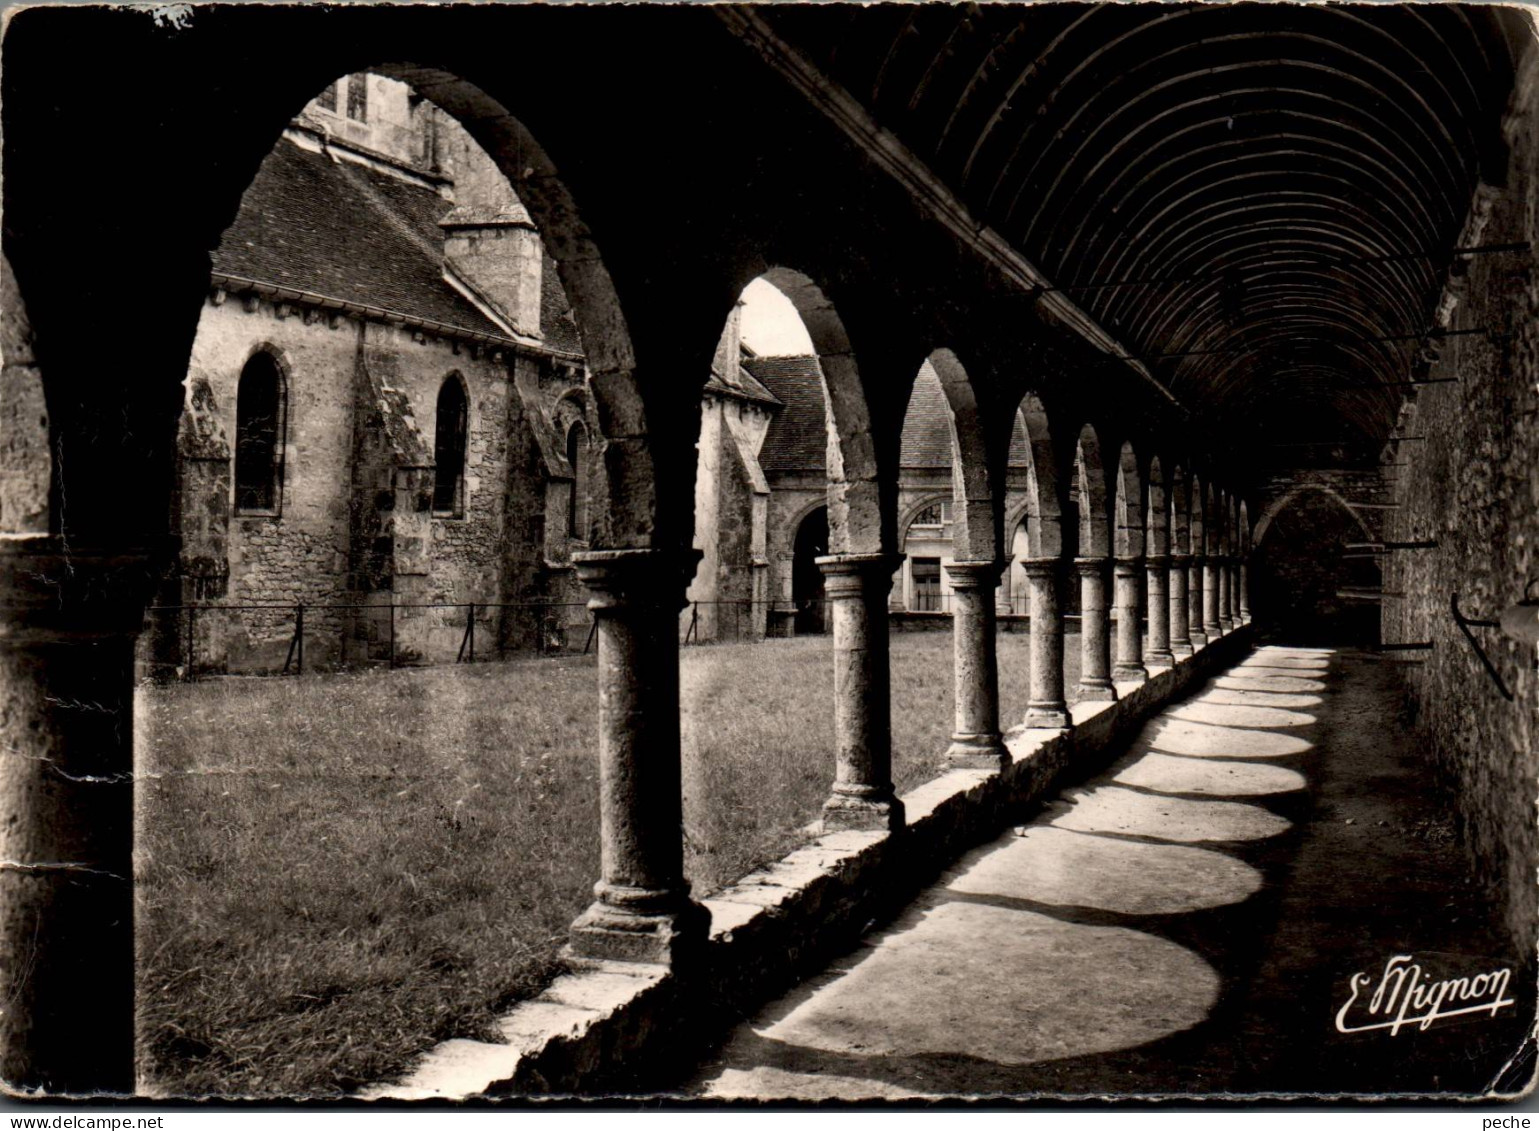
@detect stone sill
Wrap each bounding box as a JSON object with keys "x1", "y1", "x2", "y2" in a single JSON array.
[{"x1": 362, "y1": 620, "x2": 1254, "y2": 1101}]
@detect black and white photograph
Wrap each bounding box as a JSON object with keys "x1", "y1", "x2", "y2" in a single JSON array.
[{"x1": 0, "y1": 0, "x2": 1537, "y2": 1109}]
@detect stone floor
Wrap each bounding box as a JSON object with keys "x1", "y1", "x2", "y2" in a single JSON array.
[{"x1": 687, "y1": 645, "x2": 1535, "y2": 1100}]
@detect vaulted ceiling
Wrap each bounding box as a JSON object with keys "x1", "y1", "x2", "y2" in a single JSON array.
[{"x1": 760, "y1": 2, "x2": 1527, "y2": 470}]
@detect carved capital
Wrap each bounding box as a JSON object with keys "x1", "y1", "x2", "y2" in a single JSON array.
[{"x1": 816, "y1": 552, "x2": 903, "y2": 600}]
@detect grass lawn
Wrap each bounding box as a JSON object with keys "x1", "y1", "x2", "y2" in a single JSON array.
[{"x1": 135, "y1": 628, "x2": 1080, "y2": 1096}]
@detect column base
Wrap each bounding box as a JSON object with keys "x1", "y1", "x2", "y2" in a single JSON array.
[
  {"x1": 1023, "y1": 703, "x2": 1071, "y2": 730},
  {"x1": 1189, "y1": 630, "x2": 1209, "y2": 649},
  {"x1": 563, "y1": 894, "x2": 708, "y2": 967},
  {"x1": 1219, "y1": 618, "x2": 1235, "y2": 634},
  {"x1": 1171, "y1": 640, "x2": 1195, "y2": 658},
  {"x1": 944, "y1": 734, "x2": 1010, "y2": 771},
  {"x1": 1203, "y1": 624, "x2": 1222, "y2": 640},
  {"x1": 1076, "y1": 678, "x2": 1118, "y2": 702},
  {"x1": 822, "y1": 791, "x2": 905, "y2": 832},
  {"x1": 1144, "y1": 648, "x2": 1176, "y2": 667},
  {"x1": 1112, "y1": 663, "x2": 1148, "y2": 682}
]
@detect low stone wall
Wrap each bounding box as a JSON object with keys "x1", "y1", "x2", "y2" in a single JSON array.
[{"x1": 362, "y1": 623, "x2": 1254, "y2": 1100}]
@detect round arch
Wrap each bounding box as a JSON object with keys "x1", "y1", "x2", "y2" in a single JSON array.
[{"x1": 1014, "y1": 392, "x2": 1063, "y2": 559}]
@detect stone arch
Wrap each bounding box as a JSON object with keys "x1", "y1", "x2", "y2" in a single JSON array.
[
  {"x1": 354, "y1": 65, "x2": 649, "y2": 547},
  {"x1": 752, "y1": 265, "x2": 883, "y2": 556},
  {"x1": 1146, "y1": 456, "x2": 1169, "y2": 556},
  {"x1": 1014, "y1": 393, "x2": 1062, "y2": 559},
  {"x1": 1189, "y1": 472, "x2": 1207, "y2": 556},
  {"x1": 1072, "y1": 423, "x2": 1110, "y2": 559},
  {"x1": 1114, "y1": 440, "x2": 1144, "y2": 559},
  {"x1": 1170, "y1": 464, "x2": 1191, "y2": 556},
  {"x1": 791, "y1": 503, "x2": 831, "y2": 635},
  {"x1": 1239, "y1": 499, "x2": 1252, "y2": 553},
  {"x1": 926, "y1": 348, "x2": 995, "y2": 562},
  {"x1": 1253, "y1": 483, "x2": 1374, "y2": 547},
  {"x1": 1204, "y1": 482, "x2": 1223, "y2": 556}
]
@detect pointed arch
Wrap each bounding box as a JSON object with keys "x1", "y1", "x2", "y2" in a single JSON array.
[
  {"x1": 926, "y1": 348, "x2": 995, "y2": 561},
  {"x1": 366, "y1": 65, "x2": 647, "y2": 546},
  {"x1": 1146, "y1": 456, "x2": 1169, "y2": 556},
  {"x1": 1114, "y1": 440, "x2": 1144, "y2": 558},
  {"x1": 1072, "y1": 423, "x2": 1110, "y2": 559},
  {"x1": 754, "y1": 266, "x2": 884, "y2": 555},
  {"x1": 1015, "y1": 393, "x2": 1062, "y2": 559},
  {"x1": 432, "y1": 372, "x2": 469, "y2": 517},
  {"x1": 1254, "y1": 483, "x2": 1374, "y2": 547},
  {"x1": 1170, "y1": 464, "x2": 1191, "y2": 556}
]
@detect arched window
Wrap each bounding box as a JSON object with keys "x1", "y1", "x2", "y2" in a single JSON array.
[
  {"x1": 234, "y1": 352, "x2": 284, "y2": 513},
  {"x1": 566, "y1": 421, "x2": 588, "y2": 538},
  {"x1": 433, "y1": 376, "x2": 468, "y2": 516}
]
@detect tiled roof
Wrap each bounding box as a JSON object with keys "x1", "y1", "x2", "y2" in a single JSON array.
[
  {"x1": 214, "y1": 137, "x2": 584, "y2": 353},
  {"x1": 899, "y1": 363, "x2": 952, "y2": 468},
  {"x1": 747, "y1": 355, "x2": 828, "y2": 472},
  {"x1": 750, "y1": 353, "x2": 1034, "y2": 475}
]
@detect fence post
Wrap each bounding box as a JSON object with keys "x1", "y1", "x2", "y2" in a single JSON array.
[
  {"x1": 184, "y1": 604, "x2": 196, "y2": 681},
  {"x1": 468, "y1": 602, "x2": 475, "y2": 663},
  {"x1": 296, "y1": 603, "x2": 304, "y2": 676},
  {"x1": 388, "y1": 601, "x2": 396, "y2": 669}
]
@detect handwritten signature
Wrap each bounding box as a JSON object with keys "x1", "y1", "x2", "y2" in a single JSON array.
[{"x1": 1335, "y1": 954, "x2": 1515, "y2": 1036}]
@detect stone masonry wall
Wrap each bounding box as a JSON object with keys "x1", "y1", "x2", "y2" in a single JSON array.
[{"x1": 1382, "y1": 43, "x2": 1539, "y2": 960}]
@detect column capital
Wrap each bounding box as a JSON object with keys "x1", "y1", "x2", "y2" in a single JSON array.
[
  {"x1": 816, "y1": 551, "x2": 903, "y2": 599},
  {"x1": 1073, "y1": 555, "x2": 1110, "y2": 576},
  {"x1": 1171, "y1": 552, "x2": 1192, "y2": 566},
  {"x1": 1113, "y1": 555, "x2": 1143, "y2": 576},
  {"x1": 573, "y1": 546, "x2": 703, "y2": 612},
  {"x1": 944, "y1": 558, "x2": 1007, "y2": 588},
  {"x1": 1144, "y1": 554, "x2": 1170, "y2": 569},
  {"x1": 1019, "y1": 555, "x2": 1062, "y2": 578},
  {"x1": 0, "y1": 535, "x2": 157, "y2": 646}
]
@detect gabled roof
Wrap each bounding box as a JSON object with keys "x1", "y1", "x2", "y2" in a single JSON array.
[
  {"x1": 898, "y1": 363, "x2": 952, "y2": 468},
  {"x1": 214, "y1": 137, "x2": 583, "y2": 351}
]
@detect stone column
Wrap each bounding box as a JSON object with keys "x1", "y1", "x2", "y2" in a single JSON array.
[
  {"x1": 0, "y1": 540, "x2": 150, "y2": 1093},
  {"x1": 1189, "y1": 555, "x2": 1208, "y2": 648},
  {"x1": 566, "y1": 547, "x2": 707, "y2": 966},
  {"x1": 1112, "y1": 557, "x2": 1147, "y2": 682},
  {"x1": 1219, "y1": 558, "x2": 1236, "y2": 633},
  {"x1": 1169, "y1": 553, "x2": 1193, "y2": 657},
  {"x1": 1144, "y1": 554, "x2": 1174, "y2": 667},
  {"x1": 817, "y1": 552, "x2": 905, "y2": 830},
  {"x1": 1074, "y1": 557, "x2": 1116, "y2": 701},
  {"x1": 1204, "y1": 555, "x2": 1223, "y2": 638},
  {"x1": 1021, "y1": 557, "x2": 1070, "y2": 729},
  {"x1": 1239, "y1": 557, "x2": 1251, "y2": 623},
  {"x1": 943, "y1": 560, "x2": 1009, "y2": 770}
]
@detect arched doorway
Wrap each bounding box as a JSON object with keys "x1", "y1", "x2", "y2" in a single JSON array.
[
  {"x1": 1254, "y1": 489, "x2": 1381, "y2": 645},
  {"x1": 792, "y1": 506, "x2": 830, "y2": 635}
]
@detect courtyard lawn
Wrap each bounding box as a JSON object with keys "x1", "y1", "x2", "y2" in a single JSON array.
[{"x1": 135, "y1": 629, "x2": 1079, "y2": 1096}]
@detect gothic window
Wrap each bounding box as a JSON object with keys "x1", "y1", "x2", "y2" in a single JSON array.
[
  {"x1": 234, "y1": 352, "x2": 284, "y2": 513},
  {"x1": 316, "y1": 82, "x2": 338, "y2": 112},
  {"x1": 566, "y1": 421, "x2": 588, "y2": 539},
  {"x1": 346, "y1": 75, "x2": 368, "y2": 122},
  {"x1": 433, "y1": 376, "x2": 468, "y2": 516}
]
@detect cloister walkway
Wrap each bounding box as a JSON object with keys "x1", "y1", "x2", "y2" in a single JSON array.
[{"x1": 689, "y1": 646, "x2": 1532, "y2": 1100}]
